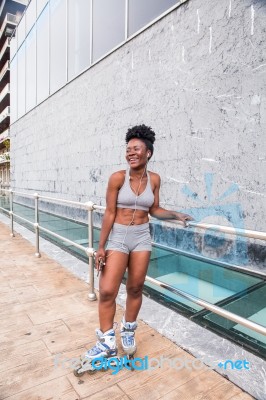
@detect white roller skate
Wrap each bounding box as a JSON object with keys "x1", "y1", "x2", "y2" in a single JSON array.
[
  {"x1": 120, "y1": 316, "x2": 138, "y2": 365},
  {"x1": 74, "y1": 328, "x2": 118, "y2": 377}
]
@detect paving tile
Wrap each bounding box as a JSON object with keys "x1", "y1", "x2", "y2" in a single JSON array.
[
  {"x1": 0, "y1": 221, "x2": 255, "y2": 400},
  {"x1": 0, "y1": 339, "x2": 51, "y2": 372},
  {"x1": 0, "y1": 320, "x2": 69, "y2": 351},
  {"x1": 0, "y1": 348, "x2": 86, "y2": 398},
  {"x1": 83, "y1": 384, "x2": 130, "y2": 400},
  {"x1": 2, "y1": 376, "x2": 80, "y2": 400},
  {"x1": 159, "y1": 369, "x2": 254, "y2": 399}
]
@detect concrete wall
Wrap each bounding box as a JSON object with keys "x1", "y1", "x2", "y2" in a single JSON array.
[{"x1": 10, "y1": 0, "x2": 266, "y2": 238}]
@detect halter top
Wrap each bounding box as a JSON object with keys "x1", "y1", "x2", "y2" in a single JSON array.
[{"x1": 117, "y1": 169, "x2": 154, "y2": 212}]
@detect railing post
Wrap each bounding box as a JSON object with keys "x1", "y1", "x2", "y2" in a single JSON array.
[
  {"x1": 9, "y1": 189, "x2": 14, "y2": 237},
  {"x1": 86, "y1": 201, "x2": 97, "y2": 301},
  {"x1": 34, "y1": 193, "x2": 41, "y2": 257}
]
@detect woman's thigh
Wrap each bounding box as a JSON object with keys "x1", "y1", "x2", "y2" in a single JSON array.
[
  {"x1": 99, "y1": 250, "x2": 129, "y2": 296},
  {"x1": 126, "y1": 251, "x2": 151, "y2": 289}
]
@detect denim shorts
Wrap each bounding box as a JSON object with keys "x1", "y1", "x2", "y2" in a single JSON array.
[{"x1": 106, "y1": 222, "x2": 152, "y2": 254}]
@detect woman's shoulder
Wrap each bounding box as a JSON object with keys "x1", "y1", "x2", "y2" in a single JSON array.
[
  {"x1": 108, "y1": 170, "x2": 126, "y2": 187},
  {"x1": 148, "y1": 170, "x2": 161, "y2": 182}
]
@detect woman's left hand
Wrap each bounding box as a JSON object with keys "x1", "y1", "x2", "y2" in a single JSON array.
[{"x1": 175, "y1": 212, "x2": 193, "y2": 227}]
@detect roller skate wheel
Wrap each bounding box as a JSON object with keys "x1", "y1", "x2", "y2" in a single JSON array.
[{"x1": 73, "y1": 368, "x2": 85, "y2": 377}]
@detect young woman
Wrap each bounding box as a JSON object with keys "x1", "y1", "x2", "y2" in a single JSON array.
[{"x1": 85, "y1": 125, "x2": 192, "y2": 363}]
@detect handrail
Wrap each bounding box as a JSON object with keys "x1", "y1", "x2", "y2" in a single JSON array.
[
  {"x1": 145, "y1": 276, "x2": 266, "y2": 336},
  {"x1": 1, "y1": 188, "x2": 265, "y2": 241},
  {"x1": 0, "y1": 188, "x2": 265, "y2": 337}
]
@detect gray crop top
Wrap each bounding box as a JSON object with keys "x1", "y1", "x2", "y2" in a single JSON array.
[{"x1": 117, "y1": 169, "x2": 155, "y2": 212}]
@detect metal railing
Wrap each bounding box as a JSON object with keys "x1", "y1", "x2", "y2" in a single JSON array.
[
  {"x1": 0, "y1": 60, "x2": 9, "y2": 82},
  {"x1": 0, "y1": 83, "x2": 10, "y2": 103},
  {"x1": 0, "y1": 106, "x2": 10, "y2": 123},
  {"x1": 0, "y1": 188, "x2": 265, "y2": 337},
  {"x1": 0, "y1": 152, "x2": 10, "y2": 164},
  {"x1": 0, "y1": 38, "x2": 9, "y2": 61},
  {"x1": 0, "y1": 13, "x2": 17, "y2": 40}
]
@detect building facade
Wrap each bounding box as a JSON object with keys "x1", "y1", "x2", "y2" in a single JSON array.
[
  {"x1": 9, "y1": 0, "x2": 266, "y2": 265},
  {"x1": 0, "y1": 0, "x2": 28, "y2": 187}
]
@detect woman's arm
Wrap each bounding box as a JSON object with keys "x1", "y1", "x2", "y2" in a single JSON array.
[
  {"x1": 96, "y1": 172, "x2": 121, "y2": 269},
  {"x1": 149, "y1": 174, "x2": 193, "y2": 226}
]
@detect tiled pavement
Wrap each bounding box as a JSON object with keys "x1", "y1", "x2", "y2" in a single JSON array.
[{"x1": 0, "y1": 222, "x2": 254, "y2": 400}]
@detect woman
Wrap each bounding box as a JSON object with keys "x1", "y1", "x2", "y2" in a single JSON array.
[{"x1": 86, "y1": 125, "x2": 192, "y2": 362}]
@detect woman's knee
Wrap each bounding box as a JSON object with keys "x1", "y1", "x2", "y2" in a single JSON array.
[
  {"x1": 126, "y1": 284, "x2": 143, "y2": 298},
  {"x1": 99, "y1": 287, "x2": 117, "y2": 303}
]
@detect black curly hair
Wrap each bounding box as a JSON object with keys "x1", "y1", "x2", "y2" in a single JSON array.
[{"x1": 125, "y1": 124, "x2": 156, "y2": 159}]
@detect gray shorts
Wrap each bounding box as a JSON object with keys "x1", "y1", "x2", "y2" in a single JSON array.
[{"x1": 106, "y1": 222, "x2": 152, "y2": 254}]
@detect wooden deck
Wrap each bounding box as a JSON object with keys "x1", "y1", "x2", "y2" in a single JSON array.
[{"x1": 0, "y1": 222, "x2": 254, "y2": 399}]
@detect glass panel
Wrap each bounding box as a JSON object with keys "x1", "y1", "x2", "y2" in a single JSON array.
[
  {"x1": 50, "y1": 0, "x2": 67, "y2": 93},
  {"x1": 128, "y1": 0, "x2": 177, "y2": 36},
  {"x1": 17, "y1": 43, "x2": 26, "y2": 119},
  {"x1": 37, "y1": 0, "x2": 48, "y2": 18},
  {"x1": 92, "y1": 0, "x2": 125, "y2": 63},
  {"x1": 10, "y1": 34, "x2": 17, "y2": 61},
  {"x1": 68, "y1": 0, "x2": 91, "y2": 80},
  {"x1": 26, "y1": 26, "x2": 36, "y2": 112},
  {"x1": 26, "y1": 0, "x2": 36, "y2": 35},
  {"x1": 17, "y1": 13, "x2": 26, "y2": 49},
  {"x1": 36, "y1": 5, "x2": 49, "y2": 104},
  {"x1": 10, "y1": 57, "x2": 17, "y2": 123},
  {"x1": 146, "y1": 249, "x2": 262, "y2": 313},
  {"x1": 202, "y1": 284, "x2": 266, "y2": 352}
]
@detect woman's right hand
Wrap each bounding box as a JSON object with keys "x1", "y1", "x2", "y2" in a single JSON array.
[{"x1": 95, "y1": 247, "x2": 106, "y2": 274}]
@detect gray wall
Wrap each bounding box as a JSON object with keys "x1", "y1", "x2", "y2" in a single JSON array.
[{"x1": 10, "y1": 0, "x2": 266, "y2": 236}]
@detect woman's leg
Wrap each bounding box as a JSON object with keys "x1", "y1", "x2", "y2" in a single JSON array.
[
  {"x1": 99, "y1": 250, "x2": 128, "y2": 332},
  {"x1": 125, "y1": 251, "x2": 151, "y2": 322}
]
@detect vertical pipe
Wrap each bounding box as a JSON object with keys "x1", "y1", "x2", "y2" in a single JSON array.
[
  {"x1": 88, "y1": 204, "x2": 96, "y2": 301},
  {"x1": 34, "y1": 193, "x2": 41, "y2": 257},
  {"x1": 9, "y1": 189, "x2": 14, "y2": 237}
]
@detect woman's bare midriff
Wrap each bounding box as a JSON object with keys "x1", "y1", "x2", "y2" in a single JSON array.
[{"x1": 114, "y1": 207, "x2": 149, "y2": 225}]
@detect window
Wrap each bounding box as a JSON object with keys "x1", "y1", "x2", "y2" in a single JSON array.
[
  {"x1": 92, "y1": 0, "x2": 125, "y2": 63},
  {"x1": 26, "y1": 0, "x2": 36, "y2": 35},
  {"x1": 68, "y1": 0, "x2": 91, "y2": 80},
  {"x1": 36, "y1": 5, "x2": 49, "y2": 103},
  {"x1": 50, "y1": 0, "x2": 67, "y2": 93},
  {"x1": 17, "y1": 44, "x2": 26, "y2": 119},
  {"x1": 17, "y1": 14, "x2": 26, "y2": 49},
  {"x1": 37, "y1": 0, "x2": 48, "y2": 18},
  {"x1": 26, "y1": 26, "x2": 36, "y2": 112},
  {"x1": 10, "y1": 57, "x2": 17, "y2": 123},
  {"x1": 128, "y1": 0, "x2": 177, "y2": 36}
]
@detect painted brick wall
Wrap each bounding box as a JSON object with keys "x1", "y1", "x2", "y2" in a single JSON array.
[{"x1": 10, "y1": 0, "x2": 266, "y2": 234}]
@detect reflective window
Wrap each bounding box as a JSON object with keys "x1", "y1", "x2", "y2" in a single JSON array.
[
  {"x1": 68, "y1": 0, "x2": 91, "y2": 80},
  {"x1": 36, "y1": 5, "x2": 49, "y2": 103},
  {"x1": 128, "y1": 0, "x2": 177, "y2": 36},
  {"x1": 17, "y1": 13, "x2": 26, "y2": 49},
  {"x1": 26, "y1": 26, "x2": 36, "y2": 112},
  {"x1": 37, "y1": 0, "x2": 48, "y2": 18},
  {"x1": 10, "y1": 57, "x2": 17, "y2": 123},
  {"x1": 26, "y1": 0, "x2": 36, "y2": 35},
  {"x1": 10, "y1": 34, "x2": 17, "y2": 61},
  {"x1": 92, "y1": 0, "x2": 125, "y2": 63},
  {"x1": 17, "y1": 43, "x2": 26, "y2": 119},
  {"x1": 50, "y1": 0, "x2": 67, "y2": 93}
]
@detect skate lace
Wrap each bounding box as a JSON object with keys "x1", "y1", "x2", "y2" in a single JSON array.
[
  {"x1": 121, "y1": 331, "x2": 135, "y2": 347},
  {"x1": 85, "y1": 341, "x2": 106, "y2": 357}
]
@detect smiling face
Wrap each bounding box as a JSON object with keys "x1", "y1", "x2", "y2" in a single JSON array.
[{"x1": 126, "y1": 138, "x2": 149, "y2": 169}]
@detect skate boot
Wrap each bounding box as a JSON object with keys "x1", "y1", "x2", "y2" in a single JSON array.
[
  {"x1": 120, "y1": 316, "x2": 137, "y2": 363},
  {"x1": 73, "y1": 328, "x2": 117, "y2": 377}
]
